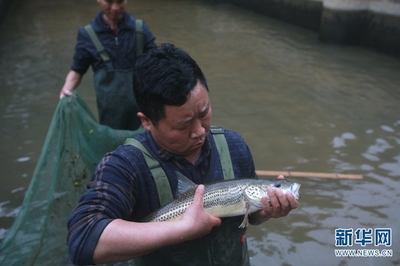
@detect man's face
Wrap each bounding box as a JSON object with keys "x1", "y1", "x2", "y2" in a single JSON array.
[
  {"x1": 97, "y1": 0, "x2": 127, "y2": 23},
  {"x1": 140, "y1": 81, "x2": 212, "y2": 163}
]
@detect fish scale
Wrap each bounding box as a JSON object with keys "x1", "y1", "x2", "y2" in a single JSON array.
[
  {"x1": 203, "y1": 181, "x2": 247, "y2": 209},
  {"x1": 142, "y1": 178, "x2": 301, "y2": 227}
]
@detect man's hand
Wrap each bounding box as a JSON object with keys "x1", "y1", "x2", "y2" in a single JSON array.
[
  {"x1": 93, "y1": 185, "x2": 221, "y2": 264},
  {"x1": 250, "y1": 175, "x2": 299, "y2": 225},
  {"x1": 59, "y1": 70, "x2": 82, "y2": 99},
  {"x1": 181, "y1": 185, "x2": 221, "y2": 240},
  {"x1": 59, "y1": 87, "x2": 74, "y2": 99}
]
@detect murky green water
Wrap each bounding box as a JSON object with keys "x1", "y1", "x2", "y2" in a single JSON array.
[{"x1": 0, "y1": 0, "x2": 399, "y2": 265}]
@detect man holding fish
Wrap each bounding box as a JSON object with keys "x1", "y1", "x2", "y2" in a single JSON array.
[{"x1": 67, "y1": 43, "x2": 299, "y2": 265}]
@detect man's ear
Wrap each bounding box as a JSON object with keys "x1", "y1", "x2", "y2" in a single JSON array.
[{"x1": 137, "y1": 112, "x2": 152, "y2": 131}]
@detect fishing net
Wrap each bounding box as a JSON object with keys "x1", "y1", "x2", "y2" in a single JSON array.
[{"x1": 0, "y1": 92, "x2": 143, "y2": 265}]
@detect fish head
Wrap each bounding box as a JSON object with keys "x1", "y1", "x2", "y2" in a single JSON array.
[
  {"x1": 243, "y1": 184, "x2": 268, "y2": 209},
  {"x1": 289, "y1": 182, "x2": 301, "y2": 200},
  {"x1": 244, "y1": 179, "x2": 301, "y2": 207}
]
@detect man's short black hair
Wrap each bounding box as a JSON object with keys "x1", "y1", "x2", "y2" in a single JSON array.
[{"x1": 133, "y1": 43, "x2": 208, "y2": 126}]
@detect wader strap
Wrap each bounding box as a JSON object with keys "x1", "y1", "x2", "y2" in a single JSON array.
[
  {"x1": 84, "y1": 24, "x2": 110, "y2": 63},
  {"x1": 124, "y1": 138, "x2": 173, "y2": 207},
  {"x1": 135, "y1": 19, "x2": 143, "y2": 57},
  {"x1": 210, "y1": 126, "x2": 234, "y2": 180}
]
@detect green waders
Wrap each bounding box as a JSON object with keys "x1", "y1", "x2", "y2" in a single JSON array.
[
  {"x1": 84, "y1": 20, "x2": 144, "y2": 130},
  {"x1": 124, "y1": 127, "x2": 251, "y2": 266}
]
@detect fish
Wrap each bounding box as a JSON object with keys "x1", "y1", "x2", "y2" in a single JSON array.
[{"x1": 142, "y1": 173, "x2": 301, "y2": 228}]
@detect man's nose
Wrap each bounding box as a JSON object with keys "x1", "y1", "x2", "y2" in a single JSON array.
[{"x1": 191, "y1": 120, "x2": 205, "y2": 139}]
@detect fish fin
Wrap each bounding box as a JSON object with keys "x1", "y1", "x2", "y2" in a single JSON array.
[
  {"x1": 239, "y1": 201, "x2": 250, "y2": 228},
  {"x1": 176, "y1": 171, "x2": 197, "y2": 197}
]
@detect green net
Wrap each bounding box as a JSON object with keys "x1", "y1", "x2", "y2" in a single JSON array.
[{"x1": 0, "y1": 92, "x2": 143, "y2": 265}]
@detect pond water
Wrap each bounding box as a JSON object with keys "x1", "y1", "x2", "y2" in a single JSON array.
[{"x1": 0, "y1": 0, "x2": 399, "y2": 265}]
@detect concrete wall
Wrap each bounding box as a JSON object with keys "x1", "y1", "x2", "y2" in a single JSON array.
[
  {"x1": 227, "y1": 0, "x2": 323, "y2": 31},
  {"x1": 216, "y1": 0, "x2": 400, "y2": 58}
]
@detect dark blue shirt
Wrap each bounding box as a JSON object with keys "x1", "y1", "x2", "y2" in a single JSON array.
[
  {"x1": 71, "y1": 12, "x2": 157, "y2": 74},
  {"x1": 67, "y1": 129, "x2": 256, "y2": 265}
]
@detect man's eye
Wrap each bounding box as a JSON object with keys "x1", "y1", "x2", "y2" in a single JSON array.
[{"x1": 199, "y1": 110, "x2": 209, "y2": 118}]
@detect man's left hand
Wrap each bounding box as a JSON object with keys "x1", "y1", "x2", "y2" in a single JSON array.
[{"x1": 249, "y1": 175, "x2": 299, "y2": 225}]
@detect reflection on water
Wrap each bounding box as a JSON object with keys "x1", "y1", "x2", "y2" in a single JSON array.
[{"x1": 1, "y1": 0, "x2": 399, "y2": 264}]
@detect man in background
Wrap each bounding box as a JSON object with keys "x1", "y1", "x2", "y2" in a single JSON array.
[{"x1": 59, "y1": 0, "x2": 156, "y2": 130}]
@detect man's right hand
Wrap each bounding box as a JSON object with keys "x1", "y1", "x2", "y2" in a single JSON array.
[
  {"x1": 59, "y1": 87, "x2": 74, "y2": 99},
  {"x1": 59, "y1": 70, "x2": 82, "y2": 99},
  {"x1": 181, "y1": 185, "x2": 221, "y2": 240}
]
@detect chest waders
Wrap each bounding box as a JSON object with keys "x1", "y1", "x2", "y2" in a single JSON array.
[
  {"x1": 124, "y1": 127, "x2": 250, "y2": 266},
  {"x1": 84, "y1": 19, "x2": 144, "y2": 130}
]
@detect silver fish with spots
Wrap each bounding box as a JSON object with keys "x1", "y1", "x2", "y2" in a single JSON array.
[{"x1": 142, "y1": 173, "x2": 301, "y2": 228}]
